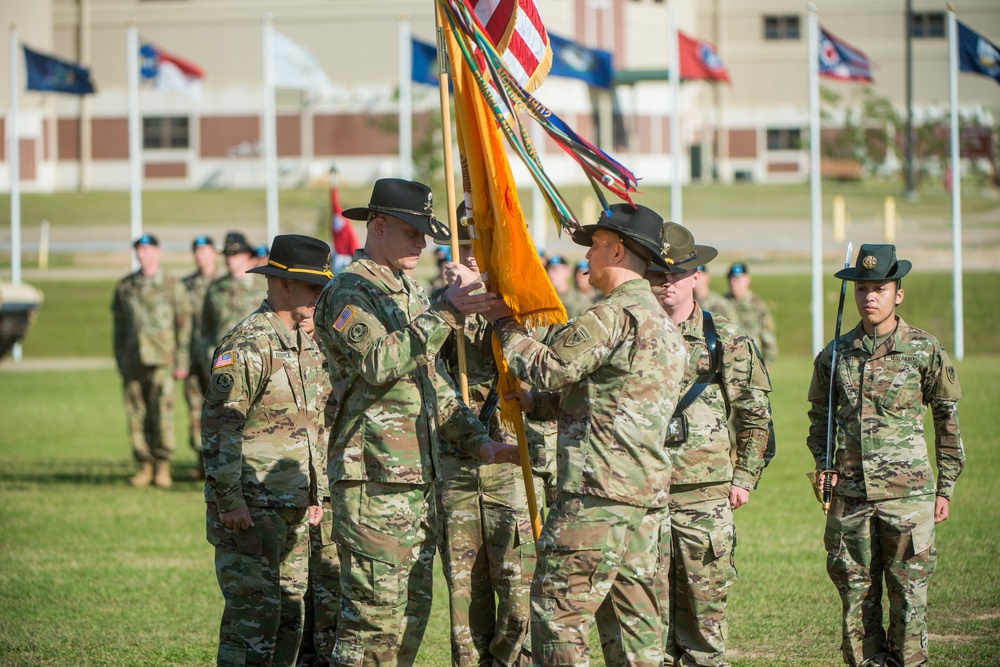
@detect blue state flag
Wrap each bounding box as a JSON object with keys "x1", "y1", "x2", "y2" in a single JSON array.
[
  {"x1": 412, "y1": 38, "x2": 439, "y2": 86},
  {"x1": 957, "y1": 21, "x2": 1000, "y2": 86},
  {"x1": 549, "y1": 33, "x2": 613, "y2": 89},
  {"x1": 24, "y1": 46, "x2": 95, "y2": 95}
]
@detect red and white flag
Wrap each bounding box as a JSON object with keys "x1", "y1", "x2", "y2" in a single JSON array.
[
  {"x1": 678, "y1": 31, "x2": 730, "y2": 82},
  {"x1": 140, "y1": 42, "x2": 205, "y2": 97},
  {"x1": 466, "y1": 0, "x2": 552, "y2": 92}
]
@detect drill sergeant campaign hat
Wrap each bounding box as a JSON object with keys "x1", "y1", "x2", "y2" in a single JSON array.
[
  {"x1": 246, "y1": 234, "x2": 333, "y2": 287},
  {"x1": 222, "y1": 232, "x2": 254, "y2": 256},
  {"x1": 571, "y1": 203, "x2": 672, "y2": 269},
  {"x1": 834, "y1": 243, "x2": 912, "y2": 282},
  {"x1": 647, "y1": 221, "x2": 719, "y2": 273},
  {"x1": 342, "y1": 178, "x2": 452, "y2": 242}
]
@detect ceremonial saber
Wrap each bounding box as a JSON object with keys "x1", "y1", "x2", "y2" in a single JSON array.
[{"x1": 822, "y1": 241, "x2": 853, "y2": 514}]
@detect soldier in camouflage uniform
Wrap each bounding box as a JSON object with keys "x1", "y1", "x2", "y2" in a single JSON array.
[
  {"x1": 692, "y1": 264, "x2": 735, "y2": 322},
  {"x1": 198, "y1": 231, "x2": 265, "y2": 372},
  {"x1": 645, "y1": 224, "x2": 773, "y2": 667},
  {"x1": 313, "y1": 178, "x2": 516, "y2": 667},
  {"x1": 181, "y1": 234, "x2": 218, "y2": 479},
  {"x1": 724, "y1": 263, "x2": 778, "y2": 366},
  {"x1": 488, "y1": 204, "x2": 687, "y2": 667},
  {"x1": 807, "y1": 244, "x2": 965, "y2": 667},
  {"x1": 434, "y1": 203, "x2": 535, "y2": 667},
  {"x1": 112, "y1": 234, "x2": 192, "y2": 488},
  {"x1": 202, "y1": 234, "x2": 336, "y2": 667}
]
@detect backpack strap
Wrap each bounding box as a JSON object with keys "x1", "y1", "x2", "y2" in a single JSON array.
[{"x1": 672, "y1": 310, "x2": 722, "y2": 417}]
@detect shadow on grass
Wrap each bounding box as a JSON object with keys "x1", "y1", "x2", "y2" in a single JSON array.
[{"x1": 0, "y1": 458, "x2": 204, "y2": 489}]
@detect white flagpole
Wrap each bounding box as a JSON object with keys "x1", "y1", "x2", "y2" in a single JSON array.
[
  {"x1": 668, "y1": 7, "x2": 682, "y2": 225},
  {"x1": 9, "y1": 25, "x2": 22, "y2": 361},
  {"x1": 127, "y1": 20, "x2": 142, "y2": 270},
  {"x1": 262, "y1": 14, "x2": 279, "y2": 244},
  {"x1": 808, "y1": 4, "x2": 824, "y2": 357},
  {"x1": 947, "y1": 5, "x2": 964, "y2": 360},
  {"x1": 398, "y1": 14, "x2": 413, "y2": 180}
]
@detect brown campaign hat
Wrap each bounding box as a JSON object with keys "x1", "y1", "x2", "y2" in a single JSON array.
[{"x1": 647, "y1": 222, "x2": 718, "y2": 273}]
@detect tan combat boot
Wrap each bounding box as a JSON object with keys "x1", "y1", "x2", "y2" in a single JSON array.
[
  {"x1": 153, "y1": 460, "x2": 173, "y2": 489},
  {"x1": 128, "y1": 461, "x2": 155, "y2": 487}
]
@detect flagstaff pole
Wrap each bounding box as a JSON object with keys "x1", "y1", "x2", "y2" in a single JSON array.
[
  {"x1": 399, "y1": 14, "x2": 414, "y2": 180},
  {"x1": 668, "y1": 7, "x2": 683, "y2": 225},
  {"x1": 947, "y1": 4, "x2": 964, "y2": 360},
  {"x1": 127, "y1": 20, "x2": 142, "y2": 271},
  {"x1": 262, "y1": 14, "x2": 279, "y2": 244},
  {"x1": 808, "y1": 4, "x2": 824, "y2": 357},
  {"x1": 435, "y1": 4, "x2": 470, "y2": 405},
  {"x1": 9, "y1": 25, "x2": 22, "y2": 362}
]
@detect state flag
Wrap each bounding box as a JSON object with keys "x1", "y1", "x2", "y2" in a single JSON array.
[
  {"x1": 818, "y1": 27, "x2": 874, "y2": 82},
  {"x1": 24, "y1": 46, "x2": 95, "y2": 95},
  {"x1": 957, "y1": 21, "x2": 1000, "y2": 86},
  {"x1": 678, "y1": 31, "x2": 730, "y2": 82},
  {"x1": 549, "y1": 33, "x2": 613, "y2": 89},
  {"x1": 140, "y1": 42, "x2": 205, "y2": 97}
]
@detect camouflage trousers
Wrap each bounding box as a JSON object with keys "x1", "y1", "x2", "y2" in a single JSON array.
[
  {"x1": 121, "y1": 364, "x2": 176, "y2": 462},
  {"x1": 183, "y1": 357, "x2": 210, "y2": 453},
  {"x1": 824, "y1": 494, "x2": 937, "y2": 667},
  {"x1": 660, "y1": 483, "x2": 738, "y2": 667},
  {"x1": 207, "y1": 503, "x2": 312, "y2": 667},
  {"x1": 532, "y1": 493, "x2": 667, "y2": 667},
  {"x1": 298, "y1": 500, "x2": 341, "y2": 667},
  {"x1": 330, "y1": 481, "x2": 437, "y2": 667},
  {"x1": 436, "y1": 456, "x2": 537, "y2": 667}
]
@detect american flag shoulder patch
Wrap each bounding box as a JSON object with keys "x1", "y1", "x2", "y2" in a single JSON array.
[
  {"x1": 332, "y1": 306, "x2": 356, "y2": 332},
  {"x1": 213, "y1": 352, "x2": 234, "y2": 369}
]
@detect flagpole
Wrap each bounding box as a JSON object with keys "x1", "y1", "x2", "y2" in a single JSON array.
[
  {"x1": 668, "y1": 6, "x2": 683, "y2": 224},
  {"x1": 127, "y1": 19, "x2": 142, "y2": 271},
  {"x1": 808, "y1": 4, "x2": 824, "y2": 357},
  {"x1": 262, "y1": 14, "x2": 279, "y2": 244},
  {"x1": 9, "y1": 25, "x2": 22, "y2": 362},
  {"x1": 947, "y1": 4, "x2": 964, "y2": 360},
  {"x1": 399, "y1": 14, "x2": 414, "y2": 180}
]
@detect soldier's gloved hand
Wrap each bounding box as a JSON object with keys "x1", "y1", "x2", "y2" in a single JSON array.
[
  {"x1": 307, "y1": 505, "x2": 323, "y2": 527},
  {"x1": 480, "y1": 441, "x2": 520, "y2": 465},
  {"x1": 220, "y1": 505, "x2": 255, "y2": 530}
]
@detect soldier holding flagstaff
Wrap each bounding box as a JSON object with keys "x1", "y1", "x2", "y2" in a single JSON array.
[{"x1": 807, "y1": 244, "x2": 965, "y2": 667}]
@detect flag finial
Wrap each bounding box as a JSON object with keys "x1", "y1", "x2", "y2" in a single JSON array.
[{"x1": 947, "y1": 2, "x2": 956, "y2": 12}]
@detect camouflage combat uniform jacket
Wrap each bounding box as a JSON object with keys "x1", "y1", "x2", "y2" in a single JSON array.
[
  {"x1": 202, "y1": 301, "x2": 329, "y2": 513},
  {"x1": 314, "y1": 251, "x2": 492, "y2": 486},
  {"x1": 182, "y1": 270, "x2": 214, "y2": 372},
  {"x1": 697, "y1": 290, "x2": 736, "y2": 323},
  {"x1": 725, "y1": 289, "x2": 778, "y2": 366},
  {"x1": 495, "y1": 279, "x2": 687, "y2": 508},
  {"x1": 671, "y1": 307, "x2": 772, "y2": 489},
  {"x1": 807, "y1": 318, "x2": 964, "y2": 501},
  {"x1": 199, "y1": 274, "x2": 265, "y2": 368},
  {"x1": 112, "y1": 270, "x2": 191, "y2": 374}
]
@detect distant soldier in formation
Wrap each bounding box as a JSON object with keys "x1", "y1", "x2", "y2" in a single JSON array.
[
  {"x1": 488, "y1": 204, "x2": 687, "y2": 667},
  {"x1": 313, "y1": 178, "x2": 516, "y2": 666},
  {"x1": 692, "y1": 263, "x2": 735, "y2": 321},
  {"x1": 545, "y1": 255, "x2": 588, "y2": 320},
  {"x1": 434, "y1": 203, "x2": 535, "y2": 667},
  {"x1": 112, "y1": 234, "x2": 191, "y2": 488},
  {"x1": 181, "y1": 234, "x2": 218, "y2": 479},
  {"x1": 724, "y1": 262, "x2": 778, "y2": 366},
  {"x1": 807, "y1": 244, "x2": 965, "y2": 667},
  {"x1": 198, "y1": 232, "x2": 265, "y2": 372},
  {"x1": 572, "y1": 258, "x2": 602, "y2": 309},
  {"x1": 202, "y1": 234, "x2": 336, "y2": 667},
  {"x1": 646, "y1": 223, "x2": 774, "y2": 667}
]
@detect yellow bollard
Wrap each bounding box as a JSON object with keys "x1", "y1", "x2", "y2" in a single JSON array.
[
  {"x1": 884, "y1": 196, "x2": 896, "y2": 242},
  {"x1": 832, "y1": 195, "x2": 846, "y2": 243}
]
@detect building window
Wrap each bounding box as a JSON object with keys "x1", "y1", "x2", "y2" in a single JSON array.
[
  {"x1": 143, "y1": 116, "x2": 189, "y2": 149},
  {"x1": 764, "y1": 15, "x2": 800, "y2": 40},
  {"x1": 909, "y1": 12, "x2": 945, "y2": 38},
  {"x1": 767, "y1": 128, "x2": 801, "y2": 151}
]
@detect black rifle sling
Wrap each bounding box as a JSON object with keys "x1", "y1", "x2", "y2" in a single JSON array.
[{"x1": 672, "y1": 310, "x2": 722, "y2": 418}]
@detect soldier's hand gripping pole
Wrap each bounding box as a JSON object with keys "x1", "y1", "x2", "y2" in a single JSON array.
[{"x1": 821, "y1": 241, "x2": 853, "y2": 514}]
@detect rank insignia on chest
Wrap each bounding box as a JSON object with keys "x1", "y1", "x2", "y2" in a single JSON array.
[
  {"x1": 213, "y1": 352, "x2": 234, "y2": 369},
  {"x1": 332, "y1": 305, "x2": 356, "y2": 332}
]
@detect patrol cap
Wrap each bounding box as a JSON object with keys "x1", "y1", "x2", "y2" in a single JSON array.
[
  {"x1": 546, "y1": 255, "x2": 567, "y2": 268},
  {"x1": 246, "y1": 234, "x2": 333, "y2": 287},
  {"x1": 728, "y1": 262, "x2": 749, "y2": 277},
  {"x1": 835, "y1": 243, "x2": 911, "y2": 282},
  {"x1": 647, "y1": 222, "x2": 718, "y2": 274},
  {"x1": 342, "y1": 178, "x2": 451, "y2": 242},
  {"x1": 133, "y1": 234, "x2": 159, "y2": 248},
  {"x1": 191, "y1": 235, "x2": 215, "y2": 251},
  {"x1": 576, "y1": 259, "x2": 590, "y2": 271},
  {"x1": 572, "y1": 203, "x2": 671, "y2": 269},
  {"x1": 223, "y1": 232, "x2": 254, "y2": 256},
  {"x1": 255, "y1": 244, "x2": 269, "y2": 258}
]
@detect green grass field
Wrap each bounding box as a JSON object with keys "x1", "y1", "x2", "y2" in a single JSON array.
[{"x1": 2, "y1": 222, "x2": 999, "y2": 664}]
